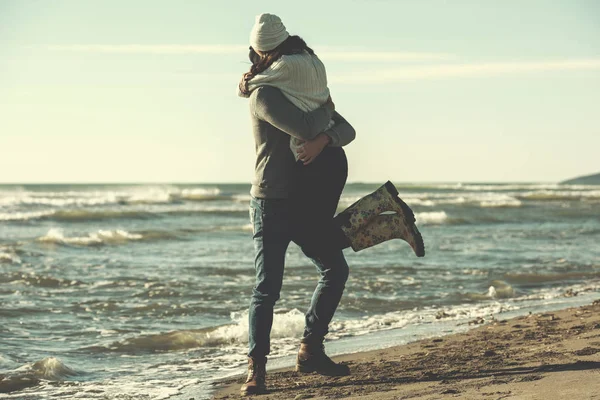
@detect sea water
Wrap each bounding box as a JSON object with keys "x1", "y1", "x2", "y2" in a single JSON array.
[{"x1": 0, "y1": 183, "x2": 599, "y2": 399}]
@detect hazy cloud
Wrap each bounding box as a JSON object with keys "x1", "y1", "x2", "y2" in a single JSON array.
[
  {"x1": 330, "y1": 59, "x2": 600, "y2": 83},
  {"x1": 46, "y1": 44, "x2": 455, "y2": 61},
  {"x1": 46, "y1": 44, "x2": 248, "y2": 54}
]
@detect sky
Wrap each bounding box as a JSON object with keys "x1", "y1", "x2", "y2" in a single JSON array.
[{"x1": 1, "y1": 0, "x2": 599, "y2": 183}]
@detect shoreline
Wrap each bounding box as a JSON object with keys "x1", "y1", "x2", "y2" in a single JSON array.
[{"x1": 212, "y1": 300, "x2": 600, "y2": 399}]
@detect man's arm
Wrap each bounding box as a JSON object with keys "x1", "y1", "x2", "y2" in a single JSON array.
[
  {"x1": 251, "y1": 86, "x2": 334, "y2": 141},
  {"x1": 323, "y1": 111, "x2": 356, "y2": 147},
  {"x1": 295, "y1": 112, "x2": 356, "y2": 165}
]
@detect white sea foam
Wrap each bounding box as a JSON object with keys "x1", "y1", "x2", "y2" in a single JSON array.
[
  {"x1": 92, "y1": 309, "x2": 305, "y2": 353},
  {"x1": 218, "y1": 223, "x2": 253, "y2": 232},
  {"x1": 180, "y1": 187, "x2": 222, "y2": 201},
  {"x1": 456, "y1": 183, "x2": 561, "y2": 191},
  {"x1": 463, "y1": 280, "x2": 515, "y2": 301},
  {"x1": 327, "y1": 299, "x2": 522, "y2": 340},
  {"x1": 0, "y1": 251, "x2": 21, "y2": 264},
  {"x1": 480, "y1": 195, "x2": 522, "y2": 208},
  {"x1": 93, "y1": 294, "x2": 530, "y2": 355},
  {"x1": 405, "y1": 198, "x2": 436, "y2": 207},
  {"x1": 29, "y1": 357, "x2": 78, "y2": 380},
  {"x1": 0, "y1": 186, "x2": 226, "y2": 208},
  {"x1": 415, "y1": 211, "x2": 448, "y2": 225},
  {"x1": 233, "y1": 194, "x2": 252, "y2": 202},
  {"x1": 0, "y1": 357, "x2": 79, "y2": 393},
  {"x1": 519, "y1": 189, "x2": 600, "y2": 201},
  {"x1": 0, "y1": 210, "x2": 55, "y2": 221},
  {"x1": 340, "y1": 191, "x2": 526, "y2": 209},
  {"x1": 38, "y1": 228, "x2": 143, "y2": 246}
]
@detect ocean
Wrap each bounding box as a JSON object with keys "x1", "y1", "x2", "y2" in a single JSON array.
[{"x1": 0, "y1": 182, "x2": 599, "y2": 399}]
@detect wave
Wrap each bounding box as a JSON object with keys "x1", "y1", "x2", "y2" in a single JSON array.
[
  {"x1": 0, "y1": 357, "x2": 79, "y2": 393},
  {"x1": 47, "y1": 209, "x2": 155, "y2": 222},
  {"x1": 0, "y1": 210, "x2": 55, "y2": 221},
  {"x1": 36, "y1": 227, "x2": 192, "y2": 246},
  {"x1": 81, "y1": 297, "x2": 521, "y2": 355},
  {"x1": 450, "y1": 183, "x2": 561, "y2": 191},
  {"x1": 29, "y1": 225, "x2": 250, "y2": 248},
  {"x1": 0, "y1": 251, "x2": 21, "y2": 264},
  {"x1": 0, "y1": 186, "x2": 231, "y2": 208},
  {"x1": 517, "y1": 190, "x2": 600, "y2": 201},
  {"x1": 0, "y1": 271, "x2": 83, "y2": 287},
  {"x1": 217, "y1": 223, "x2": 253, "y2": 232},
  {"x1": 84, "y1": 309, "x2": 305, "y2": 353},
  {"x1": 460, "y1": 280, "x2": 515, "y2": 301},
  {"x1": 504, "y1": 271, "x2": 600, "y2": 285},
  {"x1": 37, "y1": 228, "x2": 144, "y2": 246},
  {"x1": 479, "y1": 198, "x2": 522, "y2": 208},
  {"x1": 89, "y1": 300, "x2": 524, "y2": 355},
  {"x1": 415, "y1": 211, "x2": 448, "y2": 225},
  {"x1": 75, "y1": 278, "x2": 600, "y2": 361},
  {"x1": 1, "y1": 206, "x2": 249, "y2": 222},
  {"x1": 177, "y1": 188, "x2": 227, "y2": 201},
  {"x1": 339, "y1": 187, "x2": 600, "y2": 210}
]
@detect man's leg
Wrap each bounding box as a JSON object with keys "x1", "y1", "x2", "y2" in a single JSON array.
[{"x1": 243, "y1": 197, "x2": 292, "y2": 395}]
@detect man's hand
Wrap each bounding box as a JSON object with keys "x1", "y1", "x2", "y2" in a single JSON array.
[{"x1": 296, "y1": 133, "x2": 331, "y2": 165}]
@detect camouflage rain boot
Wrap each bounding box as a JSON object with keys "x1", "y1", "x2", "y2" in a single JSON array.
[
  {"x1": 348, "y1": 213, "x2": 425, "y2": 257},
  {"x1": 240, "y1": 356, "x2": 267, "y2": 395},
  {"x1": 334, "y1": 181, "x2": 408, "y2": 237}
]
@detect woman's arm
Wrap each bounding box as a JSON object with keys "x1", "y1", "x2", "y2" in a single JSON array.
[
  {"x1": 323, "y1": 111, "x2": 356, "y2": 147},
  {"x1": 251, "y1": 86, "x2": 334, "y2": 141}
]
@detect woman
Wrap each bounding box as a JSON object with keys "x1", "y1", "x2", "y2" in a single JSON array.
[{"x1": 237, "y1": 13, "x2": 424, "y2": 396}]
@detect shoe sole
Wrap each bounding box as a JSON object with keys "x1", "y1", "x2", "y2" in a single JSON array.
[
  {"x1": 295, "y1": 364, "x2": 313, "y2": 373},
  {"x1": 295, "y1": 364, "x2": 350, "y2": 376},
  {"x1": 240, "y1": 388, "x2": 268, "y2": 396},
  {"x1": 384, "y1": 181, "x2": 426, "y2": 257}
]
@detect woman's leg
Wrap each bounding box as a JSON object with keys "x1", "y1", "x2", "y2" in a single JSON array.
[
  {"x1": 345, "y1": 213, "x2": 425, "y2": 255},
  {"x1": 291, "y1": 148, "x2": 351, "y2": 376},
  {"x1": 291, "y1": 147, "x2": 350, "y2": 257},
  {"x1": 334, "y1": 183, "x2": 426, "y2": 257},
  {"x1": 291, "y1": 149, "x2": 424, "y2": 257},
  {"x1": 302, "y1": 250, "x2": 349, "y2": 341},
  {"x1": 334, "y1": 181, "x2": 409, "y2": 236}
]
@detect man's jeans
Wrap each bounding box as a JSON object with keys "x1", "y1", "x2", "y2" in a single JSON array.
[{"x1": 248, "y1": 196, "x2": 349, "y2": 359}]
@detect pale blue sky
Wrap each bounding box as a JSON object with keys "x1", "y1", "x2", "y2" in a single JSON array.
[{"x1": 1, "y1": 0, "x2": 599, "y2": 183}]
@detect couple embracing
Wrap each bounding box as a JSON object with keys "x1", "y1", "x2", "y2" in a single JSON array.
[{"x1": 237, "y1": 13, "x2": 425, "y2": 396}]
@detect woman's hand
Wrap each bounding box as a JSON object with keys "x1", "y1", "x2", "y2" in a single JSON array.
[{"x1": 296, "y1": 133, "x2": 331, "y2": 165}]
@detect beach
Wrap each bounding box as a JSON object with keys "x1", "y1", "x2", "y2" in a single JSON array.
[
  {"x1": 1, "y1": 183, "x2": 598, "y2": 399},
  {"x1": 213, "y1": 301, "x2": 600, "y2": 399}
]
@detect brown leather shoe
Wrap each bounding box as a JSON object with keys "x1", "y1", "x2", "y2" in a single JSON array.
[
  {"x1": 240, "y1": 357, "x2": 267, "y2": 395},
  {"x1": 296, "y1": 342, "x2": 350, "y2": 376}
]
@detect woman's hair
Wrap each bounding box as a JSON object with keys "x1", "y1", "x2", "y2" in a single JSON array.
[{"x1": 239, "y1": 35, "x2": 314, "y2": 96}]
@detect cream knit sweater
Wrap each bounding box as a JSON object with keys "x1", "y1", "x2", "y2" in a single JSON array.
[{"x1": 239, "y1": 51, "x2": 335, "y2": 160}]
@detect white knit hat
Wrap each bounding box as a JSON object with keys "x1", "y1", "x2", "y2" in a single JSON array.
[{"x1": 250, "y1": 13, "x2": 289, "y2": 52}]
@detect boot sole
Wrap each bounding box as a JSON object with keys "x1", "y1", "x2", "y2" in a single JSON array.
[
  {"x1": 295, "y1": 364, "x2": 350, "y2": 376},
  {"x1": 240, "y1": 387, "x2": 268, "y2": 396},
  {"x1": 295, "y1": 364, "x2": 313, "y2": 373},
  {"x1": 385, "y1": 181, "x2": 426, "y2": 257}
]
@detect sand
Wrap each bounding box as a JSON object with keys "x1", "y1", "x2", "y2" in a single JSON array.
[{"x1": 213, "y1": 300, "x2": 600, "y2": 399}]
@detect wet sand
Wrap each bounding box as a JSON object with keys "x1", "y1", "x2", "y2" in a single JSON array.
[{"x1": 213, "y1": 300, "x2": 600, "y2": 399}]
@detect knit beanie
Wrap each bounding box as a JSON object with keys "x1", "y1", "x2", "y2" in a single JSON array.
[{"x1": 249, "y1": 13, "x2": 289, "y2": 52}]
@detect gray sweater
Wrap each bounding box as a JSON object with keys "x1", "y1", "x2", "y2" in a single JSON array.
[{"x1": 249, "y1": 86, "x2": 356, "y2": 199}]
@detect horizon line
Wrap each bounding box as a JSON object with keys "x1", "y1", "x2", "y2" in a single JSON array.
[{"x1": 0, "y1": 179, "x2": 570, "y2": 185}]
